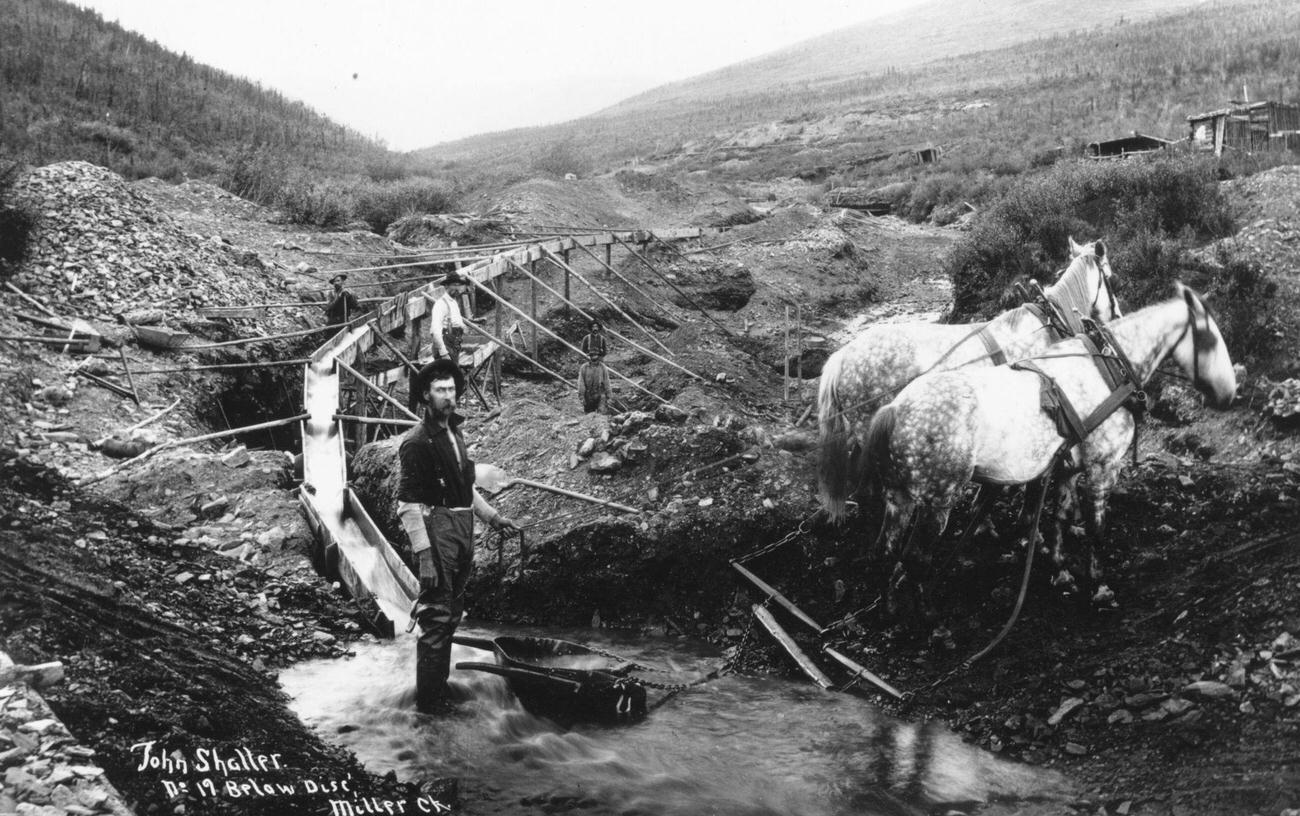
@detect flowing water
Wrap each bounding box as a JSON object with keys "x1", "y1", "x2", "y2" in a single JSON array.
[{"x1": 281, "y1": 625, "x2": 1073, "y2": 816}]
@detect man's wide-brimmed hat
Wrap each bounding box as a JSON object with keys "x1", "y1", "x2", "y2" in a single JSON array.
[
  {"x1": 412, "y1": 358, "x2": 465, "y2": 403},
  {"x1": 439, "y1": 272, "x2": 470, "y2": 287},
  {"x1": 329, "y1": 273, "x2": 348, "y2": 285}
]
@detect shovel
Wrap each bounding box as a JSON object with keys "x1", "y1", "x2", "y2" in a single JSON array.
[{"x1": 475, "y1": 463, "x2": 639, "y2": 515}]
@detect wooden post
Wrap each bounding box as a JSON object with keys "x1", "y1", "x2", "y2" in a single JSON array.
[
  {"x1": 783, "y1": 305, "x2": 791, "y2": 411},
  {"x1": 573, "y1": 242, "x2": 671, "y2": 320},
  {"x1": 796, "y1": 302, "x2": 804, "y2": 405},
  {"x1": 529, "y1": 260, "x2": 538, "y2": 355},
  {"x1": 560, "y1": 251, "x2": 570, "y2": 302},
  {"x1": 603, "y1": 242, "x2": 612, "y2": 272},
  {"x1": 542, "y1": 248, "x2": 675, "y2": 358},
  {"x1": 505, "y1": 259, "x2": 700, "y2": 381},
  {"x1": 118, "y1": 348, "x2": 141, "y2": 406},
  {"x1": 459, "y1": 281, "x2": 669, "y2": 406},
  {"x1": 463, "y1": 321, "x2": 578, "y2": 393},
  {"x1": 492, "y1": 276, "x2": 503, "y2": 399},
  {"x1": 336, "y1": 359, "x2": 420, "y2": 422},
  {"x1": 408, "y1": 312, "x2": 426, "y2": 363},
  {"x1": 613, "y1": 234, "x2": 735, "y2": 338}
]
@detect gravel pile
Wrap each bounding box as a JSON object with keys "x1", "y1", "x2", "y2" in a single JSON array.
[
  {"x1": 10, "y1": 162, "x2": 282, "y2": 327},
  {"x1": 0, "y1": 672, "x2": 133, "y2": 816}
]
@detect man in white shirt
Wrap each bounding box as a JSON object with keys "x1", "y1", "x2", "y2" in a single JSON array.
[{"x1": 430, "y1": 273, "x2": 470, "y2": 364}]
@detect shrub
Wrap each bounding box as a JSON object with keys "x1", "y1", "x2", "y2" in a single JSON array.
[
  {"x1": 353, "y1": 177, "x2": 458, "y2": 233},
  {"x1": 0, "y1": 161, "x2": 37, "y2": 278},
  {"x1": 530, "y1": 140, "x2": 590, "y2": 179},
  {"x1": 279, "y1": 176, "x2": 353, "y2": 228},
  {"x1": 72, "y1": 119, "x2": 138, "y2": 154},
  {"x1": 221, "y1": 146, "x2": 291, "y2": 205},
  {"x1": 946, "y1": 154, "x2": 1236, "y2": 320}
]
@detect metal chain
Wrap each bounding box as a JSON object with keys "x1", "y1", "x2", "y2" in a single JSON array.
[{"x1": 733, "y1": 510, "x2": 820, "y2": 565}]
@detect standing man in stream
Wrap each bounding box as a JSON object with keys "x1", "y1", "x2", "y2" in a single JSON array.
[{"x1": 398, "y1": 359, "x2": 518, "y2": 715}]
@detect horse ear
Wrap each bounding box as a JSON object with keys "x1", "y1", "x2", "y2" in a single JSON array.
[
  {"x1": 1180, "y1": 283, "x2": 1201, "y2": 313},
  {"x1": 1068, "y1": 236, "x2": 1081, "y2": 255},
  {"x1": 1094, "y1": 240, "x2": 1106, "y2": 260}
]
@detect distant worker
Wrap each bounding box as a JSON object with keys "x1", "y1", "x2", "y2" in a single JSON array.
[
  {"x1": 430, "y1": 273, "x2": 470, "y2": 365},
  {"x1": 580, "y1": 319, "x2": 608, "y2": 359},
  {"x1": 324, "y1": 273, "x2": 361, "y2": 325},
  {"x1": 577, "y1": 350, "x2": 612, "y2": 414},
  {"x1": 398, "y1": 359, "x2": 518, "y2": 715}
]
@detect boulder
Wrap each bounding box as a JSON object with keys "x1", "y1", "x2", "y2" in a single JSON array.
[{"x1": 588, "y1": 452, "x2": 622, "y2": 474}]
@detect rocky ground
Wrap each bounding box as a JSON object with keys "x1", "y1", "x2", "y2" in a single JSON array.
[{"x1": 2, "y1": 159, "x2": 1299, "y2": 816}]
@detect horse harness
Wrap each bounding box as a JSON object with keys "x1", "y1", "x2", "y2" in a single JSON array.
[
  {"x1": 974, "y1": 281, "x2": 1093, "y2": 369},
  {"x1": 1010, "y1": 322, "x2": 1149, "y2": 468}
]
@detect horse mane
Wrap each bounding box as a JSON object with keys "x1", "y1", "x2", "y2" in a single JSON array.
[
  {"x1": 1043, "y1": 253, "x2": 1099, "y2": 331},
  {"x1": 1045, "y1": 253, "x2": 1097, "y2": 317}
]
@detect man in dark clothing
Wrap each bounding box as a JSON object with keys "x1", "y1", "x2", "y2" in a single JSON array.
[
  {"x1": 324, "y1": 273, "x2": 361, "y2": 325},
  {"x1": 577, "y1": 351, "x2": 612, "y2": 414},
  {"x1": 580, "y1": 320, "x2": 608, "y2": 359},
  {"x1": 397, "y1": 359, "x2": 517, "y2": 714}
]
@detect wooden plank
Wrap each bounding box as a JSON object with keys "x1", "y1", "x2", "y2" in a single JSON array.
[
  {"x1": 541, "y1": 248, "x2": 675, "y2": 358},
  {"x1": 452, "y1": 285, "x2": 666, "y2": 406},
  {"x1": 572, "y1": 241, "x2": 672, "y2": 320},
  {"x1": 732, "y1": 561, "x2": 823, "y2": 633},
  {"x1": 463, "y1": 320, "x2": 578, "y2": 393},
  {"x1": 118, "y1": 348, "x2": 141, "y2": 406},
  {"x1": 509, "y1": 257, "x2": 697, "y2": 379},
  {"x1": 336, "y1": 358, "x2": 419, "y2": 422},
  {"x1": 345, "y1": 488, "x2": 419, "y2": 601},
  {"x1": 753, "y1": 605, "x2": 834, "y2": 689},
  {"x1": 822, "y1": 646, "x2": 903, "y2": 699},
  {"x1": 0, "y1": 334, "x2": 91, "y2": 351},
  {"x1": 613, "y1": 234, "x2": 736, "y2": 338}
]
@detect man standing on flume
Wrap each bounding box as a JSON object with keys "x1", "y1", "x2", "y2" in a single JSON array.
[{"x1": 397, "y1": 359, "x2": 518, "y2": 714}]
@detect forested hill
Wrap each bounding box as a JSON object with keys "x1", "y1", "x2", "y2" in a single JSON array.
[
  {"x1": 0, "y1": 0, "x2": 393, "y2": 184},
  {"x1": 604, "y1": 0, "x2": 1205, "y2": 114}
]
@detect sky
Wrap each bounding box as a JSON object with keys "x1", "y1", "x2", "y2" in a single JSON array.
[{"x1": 75, "y1": 0, "x2": 932, "y2": 151}]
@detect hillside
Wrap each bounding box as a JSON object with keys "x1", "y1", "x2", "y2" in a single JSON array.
[
  {"x1": 422, "y1": 0, "x2": 1300, "y2": 210},
  {"x1": 606, "y1": 0, "x2": 1206, "y2": 112},
  {"x1": 0, "y1": 0, "x2": 390, "y2": 183}
]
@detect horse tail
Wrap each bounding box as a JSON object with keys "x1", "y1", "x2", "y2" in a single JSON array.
[
  {"x1": 860, "y1": 403, "x2": 897, "y2": 505},
  {"x1": 817, "y1": 350, "x2": 857, "y2": 522}
]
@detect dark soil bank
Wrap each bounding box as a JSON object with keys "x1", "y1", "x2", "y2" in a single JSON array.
[{"x1": 0, "y1": 450, "x2": 452, "y2": 816}]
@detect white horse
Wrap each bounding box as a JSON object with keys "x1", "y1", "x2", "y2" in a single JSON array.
[
  {"x1": 818, "y1": 238, "x2": 1120, "y2": 520},
  {"x1": 861, "y1": 284, "x2": 1235, "y2": 613}
]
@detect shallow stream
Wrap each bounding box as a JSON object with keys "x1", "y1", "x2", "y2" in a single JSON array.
[{"x1": 280, "y1": 625, "x2": 1072, "y2": 816}]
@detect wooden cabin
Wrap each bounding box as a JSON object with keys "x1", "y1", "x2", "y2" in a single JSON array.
[
  {"x1": 1188, "y1": 99, "x2": 1300, "y2": 156},
  {"x1": 1086, "y1": 131, "x2": 1173, "y2": 160}
]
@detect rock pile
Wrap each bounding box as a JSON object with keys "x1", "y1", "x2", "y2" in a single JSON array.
[
  {"x1": 0, "y1": 673, "x2": 132, "y2": 816},
  {"x1": 10, "y1": 161, "x2": 283, "y2": 326}
]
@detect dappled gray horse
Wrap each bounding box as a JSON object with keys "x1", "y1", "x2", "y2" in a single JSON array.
[
  {"x1": 860, "y1": 284, "x2": 1235, "y2": 613},
  {"x1": 818, "y1": 238, "x2": 1120, "y2": 521}
]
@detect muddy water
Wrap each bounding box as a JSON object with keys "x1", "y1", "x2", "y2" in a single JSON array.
[{"x1": 281, "y1": 626, "x2": 1072, "y2": 815}]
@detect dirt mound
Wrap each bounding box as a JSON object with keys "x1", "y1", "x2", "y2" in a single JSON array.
[
  {"x1": 10, "y1": 162, "x2": 285, "y2": 328},
  {"x1": 667, "y1": 260, "x2": 756, "y2": 311},
  {"x1": 385, "y1": 212, "x2": 513, "y2": 247}
]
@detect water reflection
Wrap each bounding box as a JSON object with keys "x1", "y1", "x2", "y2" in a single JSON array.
[{"x1": 281, "y1": 626, "x2": 1071, "y2": 815}]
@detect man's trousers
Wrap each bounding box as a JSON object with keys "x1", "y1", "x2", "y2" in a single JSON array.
[{"x1": 413, "y1": 508, "x2": 474, "y2": 713}]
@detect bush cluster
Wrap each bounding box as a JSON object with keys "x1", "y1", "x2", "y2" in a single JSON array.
[
  {"x1": 218, "y1": 147, "x2": 460, "y2": 232},
  {"x1": 944, "y1": 153, "x2": 1284, "y2": 368}
]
